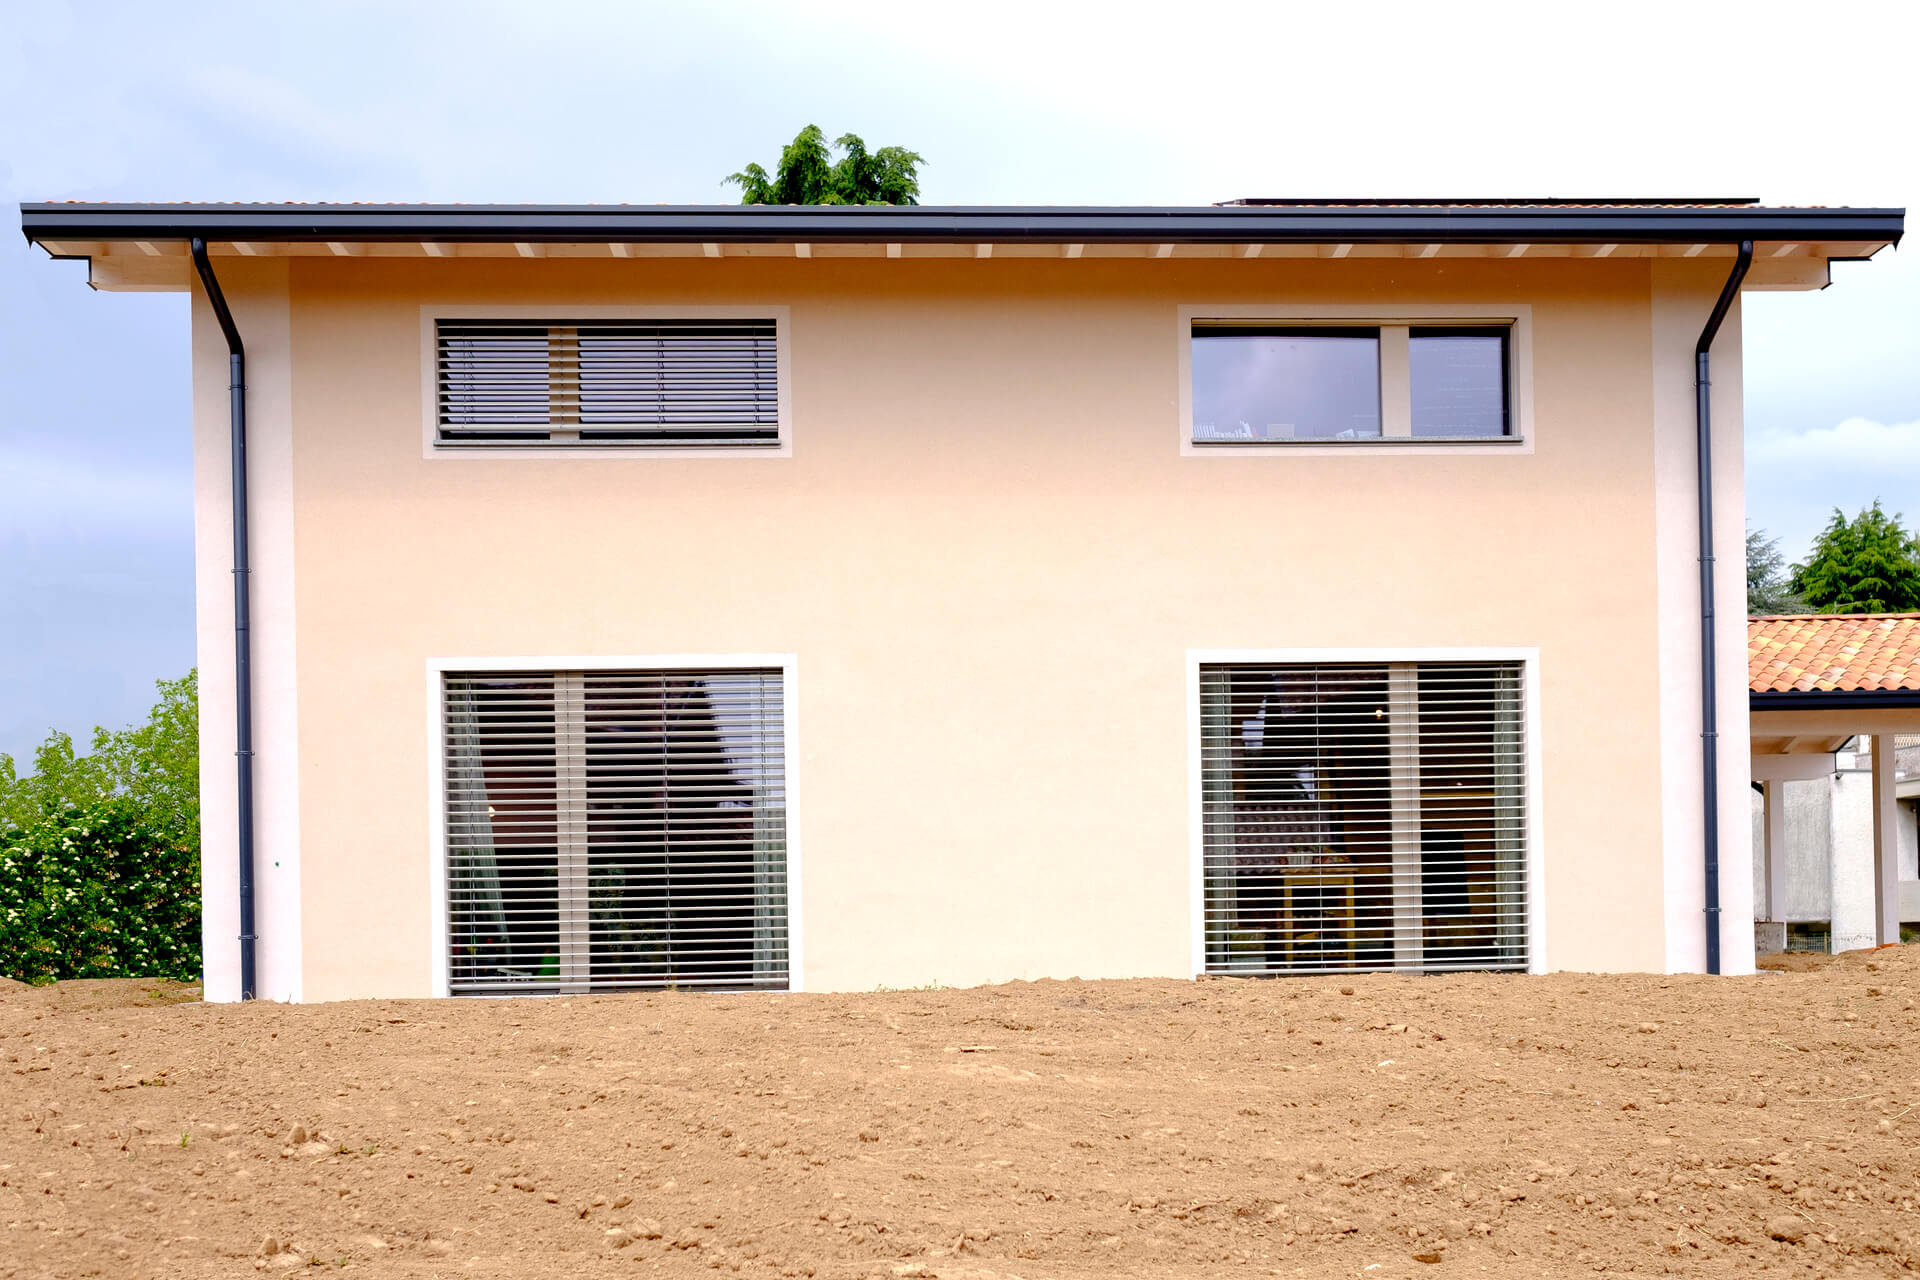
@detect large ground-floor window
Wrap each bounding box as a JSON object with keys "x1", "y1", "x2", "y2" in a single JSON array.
[
  {"x1": 1201, "y1": 661, "x2": 1527, "y2": 975},
  {"x1": 443, "y1": 667, "x2": 788, "y2": 993}
]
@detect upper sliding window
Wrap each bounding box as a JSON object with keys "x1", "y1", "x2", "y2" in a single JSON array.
[
  {"x1": 1191, "y1": 321, "x2": 1515, "y2": 445},
  {"x1": 436, "y1": 318, "x2": 781, "y2": 449}
]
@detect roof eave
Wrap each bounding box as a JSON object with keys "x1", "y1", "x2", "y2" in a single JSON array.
[
  {"x1": 17, "y1": 202, "x2": 1908, "y2": 248},
  {"x1": 1751, "y1": 689, "x2": 1920, "y2": 711}
]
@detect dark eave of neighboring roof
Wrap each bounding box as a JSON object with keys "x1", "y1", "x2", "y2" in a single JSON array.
[
  {"x1": 18, "y1": 201, "x2": 1907, "y2": 247},
  {"x1": 1751, "y1": 689, "x2": 1920, "y2": 712}
]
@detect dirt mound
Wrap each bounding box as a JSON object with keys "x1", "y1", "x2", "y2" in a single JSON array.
[
  {"x1": 0, "y1": 976, "x2": 199, "y2": 1011},
  {"x1": 1758, "y1": 945, "x2": 1894, "y2": 974},
  {"x1": 4, "y1": 954, "x2": 1918, "y2": 1278}
]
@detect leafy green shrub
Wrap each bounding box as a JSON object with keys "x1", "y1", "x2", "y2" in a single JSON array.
[
  {"x1": 0, "y1": 798, "x2": 201, "y2": 984},
  {"x1": 0, "y1": 672, "x2": 198, "y2": 847},
  {"x1": 0, "y1": 672, "x2": 200, "y2": 984}
]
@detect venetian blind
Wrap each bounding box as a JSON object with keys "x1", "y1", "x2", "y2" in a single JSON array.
[
  {"x1": 1200, "y1": 662, "x2": 1527, "y2": 976},
  {"x1": 436, "y1": 319, "x2": 779, "y2": 447},
  {"x1": 443, "y1": 668, "x2": 788, "y2": 993}
]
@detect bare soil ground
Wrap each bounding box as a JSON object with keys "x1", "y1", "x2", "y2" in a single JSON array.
[{"x1": 5, "y1": 951, "x2": 1919, "y2": 1280}]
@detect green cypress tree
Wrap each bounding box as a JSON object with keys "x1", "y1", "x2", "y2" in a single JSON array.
[
  {"x1": 1747, "y1": 527, "x2": 1807, "y2": 615},
  {"x1": 1788, "y1": 501, "x2": 1920, "y2": 614}
]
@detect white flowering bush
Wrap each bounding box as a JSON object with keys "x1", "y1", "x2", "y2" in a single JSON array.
[{"x1": 0, "y1": 799, "x2": 200, "y2": 983}]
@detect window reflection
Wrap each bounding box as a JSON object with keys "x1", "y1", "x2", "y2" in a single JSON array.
[
  {"x1": 1410, "y1": 328, "x2": 1508, "y2": 437},
  {"x1": 1193, "y1": 327, "x2": 1381, "y2": 441}
]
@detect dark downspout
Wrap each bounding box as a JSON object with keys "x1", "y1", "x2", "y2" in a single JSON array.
[
  {"x1": 1695, "y1": 239, "x2": 1752, "y2": 976},
  {"x1": 189, "y1": 238, "x2": 257, "y2": 1001}
]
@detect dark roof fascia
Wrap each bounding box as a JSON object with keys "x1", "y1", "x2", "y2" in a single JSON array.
[
  {"x1": 1751, "y1": 689, "x2": 1920, "y2": 712},
  {"x1": 1222, "y1": 196, "x2": 1763, "y2": 207},
  {"x1": 17, "y1": 202, "x2": 1907, "y2": 247}
]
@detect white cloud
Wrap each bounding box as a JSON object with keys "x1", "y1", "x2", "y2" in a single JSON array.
[
  {"x1": 1746, "y1": 417, "x2": 1920, "y2": 561},
  {"x1": 1749, "y1": 417, "x2": 1920, "y2": 468}
]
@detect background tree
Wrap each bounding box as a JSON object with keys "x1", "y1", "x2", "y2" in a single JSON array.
[
  {"x1": 726, "y1": 125, "x2": 925, "y2": 205},
  {"x1": 0, "y1": 672, "x2": 200, "y2": 983},
  {"x1": 1789, "y1": 501, "x2": 1920, "y2": 614},
  {"x1": 1747, "y1": 526, "x2": 1807, "y2": 615},
  {"x1": 0, "y1": 671, "x2": 198, "y2": 844}
]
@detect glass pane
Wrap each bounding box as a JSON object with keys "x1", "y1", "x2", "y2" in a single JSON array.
[
  {"x1": 1193, "y1": 329, "x2": 1380, "y2": 441},
  {"x1": 1410, "y1": 329, "x2": 1508, "y2": 437},
  {"x1": 582, "y1": 671, "x2": 787, "y2": 989},
  {"x1": 444, "y1": 676, "x2": 561, "y2": 992},
  {"x1": 1200, "y1": 665, "x2": 1391, "y2": 973},
  {"x1": 1416, "y1": 665, "x2": 1526, "y2": 967},
  {"x1": 437, "y1": 324, "x2": 551, "y2": 431}
]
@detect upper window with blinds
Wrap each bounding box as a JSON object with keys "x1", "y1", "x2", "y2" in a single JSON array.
[
  {"x1": 1199, "y1": 660, "x2": 1528, "y2": 976},
  {"x1": 435, "y1": 318, "x2": 783, "y2": 449},
  {"x1": 442, "y1": 667, "x2": 788, "y2": 994}
]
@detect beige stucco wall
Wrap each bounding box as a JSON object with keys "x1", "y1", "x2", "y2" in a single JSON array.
[{"x1": 191, "y1": 253, "x2": 1750, "y2": 1000}]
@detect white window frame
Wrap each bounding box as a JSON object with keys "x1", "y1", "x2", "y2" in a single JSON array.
[
  {"x1": 1185, "y1": 647, "x2": 1546, "y2": 976},
  {"x1": 420, "y1": 305, "x2": 794, "y2": 459},
  {"x1": 1177, "y1": 303, "x2": 1534, "y2": 456},
  {"x1": 425, "y1": 652, "x2": 803, "y2": 996}
]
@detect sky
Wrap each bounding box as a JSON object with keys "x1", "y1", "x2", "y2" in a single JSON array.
[{"x1": 1, "y1": 0, "x2": 1916, "y2": 763}]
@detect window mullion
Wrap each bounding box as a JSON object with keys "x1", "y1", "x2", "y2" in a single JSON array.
[
  {"x1": 1379, "y1": 326, "x2": 1412, "y2": 437},
  {"x1": 1388, "y1": 663, "x2": 1424, "y2": 971},
  {"x1": 547, "y1": 326, "x2": 581, "y2": 443},
  {"x1": 556, "y1": 671, "x2": 590, "y2": 993}
]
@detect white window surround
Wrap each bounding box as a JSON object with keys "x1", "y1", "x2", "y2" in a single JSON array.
[
  {"x1": 419, "y1": 305, "x2": 794, "y2": 459},
  {"x1": 1176, "y1": 304, "x2": 1535, "y2": 457},
  {"x1": 424, "y1": 652, "x2": 804, "y2": 996},
  {"x1": 1184, "y1": 647, "x2": 1546, "y2": 977}
]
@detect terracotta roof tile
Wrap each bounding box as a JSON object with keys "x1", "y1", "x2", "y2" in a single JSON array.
[{"x1": 1748, "y1": 614, "x2": 1920, "y2": 694}]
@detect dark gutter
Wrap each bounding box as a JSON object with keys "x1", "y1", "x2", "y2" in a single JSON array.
[
  {"x1": 19, "y1": 202, "x2": 1906, "y2": 247},
  {"x1": 1223, "y1": 196, "x2": 1763, "y2": 207},
  {"x1": 1695, "y1": 241, "x2": 1752, "y2": 977},
  {"x1": 188, "y1": 238, "x2": 257, "y2": 1002},
  {"x1": 1751, "y1": 689, "x2": 1920, "y2": 712}
]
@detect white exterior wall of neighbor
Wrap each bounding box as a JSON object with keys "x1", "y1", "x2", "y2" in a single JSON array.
[
  {"x1": 1749, "y1": 778, "x2": 1837, "y2": 925},
  {"x1": 1749, "y1": 741, "x2": 1920, "y2": 953},
  {"x1": 1830, "y1": 759, "x2": 1882, "y2": 951},
  {"x1": 1831, "y1": 752, "x2": 1920, "y2": 949}
]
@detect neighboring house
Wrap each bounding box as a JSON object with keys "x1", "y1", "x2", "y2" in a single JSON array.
[
  {"x1": 1750, "y1": 614, "x2": 1920, "y2": 953},
  {"x1": 19, "y1": 198, "x2": 1906, "y2": 1002}
]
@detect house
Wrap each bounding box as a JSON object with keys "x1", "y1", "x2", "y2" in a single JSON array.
[
  {"x1": 1750, "y1": 613, "x2": 1920, "y2": 953},
  {"x1": 19, "y1": 198, "x2": 1906, "y2": 1002}
]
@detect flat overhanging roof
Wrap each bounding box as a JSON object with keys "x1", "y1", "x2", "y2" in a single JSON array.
[
  {"x1": 18, "y1": 199, "x2": 1906, "y2": 246},
  {"x1": 19, "y1": 200, "x2": 1904, "y2": 293}
]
